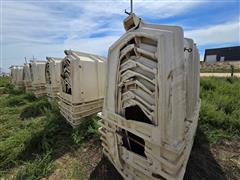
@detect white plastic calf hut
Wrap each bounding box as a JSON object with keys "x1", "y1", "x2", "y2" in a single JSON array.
[
  {"x1": 9, "y1": 65, "x2": 18, "y2": 85},
  {"x1": 10, "y1": 65, "x2": 24, "y2": 88},
  {"x1": 59, "y1": 50, "x2": 106, "y2": 128},
  {"x1": 45, "y1": 57, "x2": 62, "y2": 99},
  {"x1": 30, "y1": 60, "x2": 47, "y2": 98},
  {"x1": 98, "y1": 14, "x2": 200, "y2": 180},
  {"x1": 23, "y1": 63, "x2": 34, "y2": 92}
]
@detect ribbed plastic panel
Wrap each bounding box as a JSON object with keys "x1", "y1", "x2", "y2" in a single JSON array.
[
  {"x1": 10, "y1": 65, "x2": 17, "y2": 85},
  {"x1": 99, "y1": 14, "x2": 200, "y2": 180},
  {"x1": 10, "y1": 65, "x2": 24, "y2": 89},
  {"x1": 30, "y1": 61, "x2": 47, "y2": 98},
  {"x1": 23, "y1": 63, "x2": 34, "y2": 92},
  {"x1": 59, "y1": 50, "x2": 106, "y2": 128}
]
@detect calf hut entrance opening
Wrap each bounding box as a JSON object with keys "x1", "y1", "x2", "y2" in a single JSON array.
[{"x1": 122, "y1": 130, "x2": 146, "y2": 158}]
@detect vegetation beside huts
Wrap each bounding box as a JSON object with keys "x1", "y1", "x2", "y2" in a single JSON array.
[{"x1": 0, "y1": 76, "x2": 239, "y2": 179}]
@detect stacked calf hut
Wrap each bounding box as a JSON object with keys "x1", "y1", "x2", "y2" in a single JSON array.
[
  {"x1": 59, "y1": 50, "x2": 106, "y2": 128},
  {"x1": 10, "y1": 65, "x2": 24, "y2": 89},
  {"x1": 98, "y1": 14, "x2": 200, "y2": 180},
  {"x1": 30, "y1": 60, "x2": 47, "y2": 98},
  {"x1": 45, "y1": 57, "x2": 62, "y2": 99},
  {"x1": 23, "y1": 63, "x2": 34, "y2": 92},
  {"x1": 9, "y1": 65, "x2": 18, "y2": 85}
]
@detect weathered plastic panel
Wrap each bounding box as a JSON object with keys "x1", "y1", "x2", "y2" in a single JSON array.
[
  {"x1": 30, "y1": 60, "x2": 47, "y2": 97},
  {"x1": 10, "y1": 65, "x2": 24, "y2": 88},
  {"x1": 45, "y1": 57, "x2": 62, "y2": 99},
  {"x1": 23, "y1": 63, "x2": 34, "y2": 92},
  {"x1": 105, "y1": 13, "x2": 186, "y2": 145},
  {"x1": 59, "y1": 50, "x2": 106, "y2": 127},
  {"x1": 184, "y1": 39, "x2": 200, "y2": 122},
  {"x1": 99, "y1": 14, "x2": 200, "y2": 180},
  {"x1": 9, "y1": 66, "x2": 18, "y2": 85}
]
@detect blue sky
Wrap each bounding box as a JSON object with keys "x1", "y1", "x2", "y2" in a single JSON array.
[{"x1": 1, "y1": 0, "x2": 240, "y2": 72}]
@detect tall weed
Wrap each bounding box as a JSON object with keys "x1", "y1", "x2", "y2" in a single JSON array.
[
  {"x1": 20, "y1": 99, "x2": 51, "y2": 119},
  {"x1": 199, "y1": 77, "x2": 240, "y2": 143},
  {"x1": 72, "y1": 116, "x2": 100, "y2": 146},
  {"x1": 15, "y1": 152, "x2": 53, "y2": 180}
]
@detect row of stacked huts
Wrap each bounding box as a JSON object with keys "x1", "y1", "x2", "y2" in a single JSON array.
[
  {"x1": 9, "y1": 14, "x2": 200, "y2": 180},
  {"x1": 10, "y1": 50, "x2": 106, "y2": 127}
]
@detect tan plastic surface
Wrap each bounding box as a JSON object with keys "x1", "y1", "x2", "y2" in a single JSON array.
[
  {"x1": 30, "y1": 60, "x2": 47, "y2": 97},
  {"x1": 23, "y1": 63, "x2": 34, "y2": 92},
  {"x1": 10, "y1": 65, "x2": 18, "y2": 85},
  {"x1": 45, "y1": 57, "x2": 62, "y2": 99},
  {"x1": 59, "y1": 50, "x2": 106, "y2": 128},
  {"x1": 99, "y1": 14, "x2": 200, "y2": 180},
  {"x1": 10, "y1": 65, "x2": 24, "y2": 88}
]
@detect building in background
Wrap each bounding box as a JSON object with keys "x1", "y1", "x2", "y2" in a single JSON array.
[{"x1": 204, "y1": 46, "x2": 240, "y2": 64}]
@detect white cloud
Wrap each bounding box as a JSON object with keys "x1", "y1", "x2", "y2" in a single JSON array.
[
  {"x1": 2, "y1": 0, "x2": 203, "y2": 71},
  {"x1": 70, "y1": 0, "x2": 203, "y2": 18},
  {"x1": 135, "y1": 0, "x2": 203, "y2": 18},
  {"x1": 185, "y1": 21, "x2": 240, "y2": 45},
  {"x1": 1, "y1": 0, "x2": 238, "y2": 72}
]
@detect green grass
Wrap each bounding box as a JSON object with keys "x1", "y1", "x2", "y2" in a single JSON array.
[
  {"x1": 0, "y1": 76, "x2": 239, "y2": 179},
  {"x1": 19, "y1": 99, "x2": 51, "y2": 119},
  {"x1": 72, "y1": 116, "x2": 100, "y2": 146},
  {"x1": 15, "y1": 152, "x2": 54, "y2": 180},
  {"x1": 0, "y1": 76, "x2": 10, "y2": 87},
  {"x1": 0, "y1": 78, "x2": 100, "y2": 179},
  {"x1": 199, "y1": 77, "x2": 240, "y2": 143}
]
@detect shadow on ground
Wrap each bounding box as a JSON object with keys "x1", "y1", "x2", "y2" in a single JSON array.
[
  {"x1": 184, "y1": 129, "x2": 226, "y2": 180},
  {"x1": 90, "y1": 129, "x2": 227, "y2": 180},
  {"x1": 19, "y1": 119, "x2": 75, "y2": 162},
  {"x1": 90, "y1": 155, "x2": 123, "y2": 180}
]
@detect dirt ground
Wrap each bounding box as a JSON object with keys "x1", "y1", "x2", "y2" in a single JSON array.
[{"x1": 46, "y1": 135, "x2": 240, "y2": 180}]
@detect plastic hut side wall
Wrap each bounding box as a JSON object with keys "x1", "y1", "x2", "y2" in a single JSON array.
[
  {"x1": 30, "y1": 61, "x2": 47, "y2": 98},
  {"x1": 23, "y1": 63, "x2": 34, "y2": 92},
  {"x1": 98, "y1": 14, "x2": 200, "y2": 180},
  {"x1": 10, "y1": 65, "x2": 24, "y2": 89},
  {"x1": 15, "y1": 66, "x2": 24, "y2": 89},
  {"x1": 10, "y1": 65, "x2": 18, "y2": 85},
  {"x1": 45, "y1": 57, "x2": 62, "y2": 99},
  {"x1": 59, "y1": 50, "x2": 106, "y2": 128}
]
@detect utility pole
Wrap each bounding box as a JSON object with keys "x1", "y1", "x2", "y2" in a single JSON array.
[{"x1": 231, "y1": 65, "x2": 234, "y2": 77}]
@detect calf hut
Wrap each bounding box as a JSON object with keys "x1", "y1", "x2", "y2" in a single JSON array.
[
  {"x1": 98, "y1": 14, "x2": 200, "y2": 180},
  {"x1": 10, "y1": 65, "x2": 24, "y2": 88},
  {"x1": 9, "y1": 65, "x2": 18, "y2": 85},
  {"x1": 30, "y1": 60, "x2": 47, "y2": 97},
  {"x1": 59, "y1": 50, "x2": 106, "y2": 128},
  {"x1": 23, "y1": 63, "x2": 34, "y2": 92}
]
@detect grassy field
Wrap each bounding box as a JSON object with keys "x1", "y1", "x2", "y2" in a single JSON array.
[
  {"x1": 0, "y1": 77, "x2": 100, "y2": 179},
  {"x1": 0, "y1": 76, "x2": 239, "y2": 179},
  {"x1": 200, "y1": 77, "x2": 240, "y2": 142}
]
